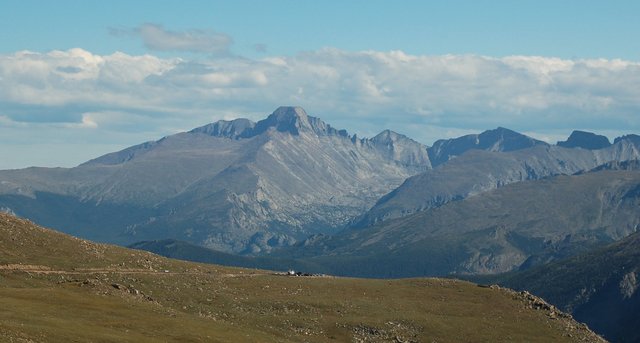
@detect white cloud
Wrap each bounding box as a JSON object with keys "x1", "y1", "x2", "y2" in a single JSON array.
[{"x1": 1, "y1": 47, "x2": 640, "y2": 168}]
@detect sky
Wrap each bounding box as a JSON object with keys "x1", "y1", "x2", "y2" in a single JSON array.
[{"x1": 1, "y1": 0, "x2": 640, "y2": 169}]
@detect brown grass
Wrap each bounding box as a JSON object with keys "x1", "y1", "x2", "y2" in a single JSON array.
[{"x1": 0, "y1": 213, "x2": 603, "y2": 342}]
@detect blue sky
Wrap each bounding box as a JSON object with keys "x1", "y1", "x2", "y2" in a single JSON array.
[
  {"x1": 4, "y1": 0, "x2": 639, "y2": 59},
  {"x1": 1, "y1": 0, "x2": 639, "y2": 168}
]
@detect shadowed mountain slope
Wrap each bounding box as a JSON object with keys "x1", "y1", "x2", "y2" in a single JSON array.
[
  {"x1": 356, "y1": 136, "x2": 640, "y2": 227},
  {"x1": 557, "y1": 130, "x2": 612, "y2": 150},
  {"x1": 491, "y1": 232, "x2": 640, "y2": 343},
  {"x1": 427, "y1": 127, "x2": 548, "y2": 167},
  {"x1": 274, "y1": 169, "x2": 640, "y2": 277}
]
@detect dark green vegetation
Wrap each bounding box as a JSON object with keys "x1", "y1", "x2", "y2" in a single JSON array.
[
  {"x1": 480, "y1": 232, "x2": 640, "y2": 343},
  {"x1": 0, "y1": 213, "x2": 604, "y2": 342}
]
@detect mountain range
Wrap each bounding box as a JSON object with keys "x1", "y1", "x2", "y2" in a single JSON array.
[
  {"x1": 2, "y1": 107, "x2": 640, "y2": 261},
  {"x1": 273, "y1": 166, "x2": 640, "y2": 276},
  {"x1": 0, "y1": 107, "x2": 431, "y2": 253},
  {"x1": 3, "y1": 106, "x2": 640, "y2": 341},
  {"x1": 356, "y1": 129, "x2": 640, "y2": 227}
]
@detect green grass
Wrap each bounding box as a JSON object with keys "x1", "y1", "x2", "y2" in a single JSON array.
[{"x1": 0, "y1": 214, "x2": 603, "y2": 342}]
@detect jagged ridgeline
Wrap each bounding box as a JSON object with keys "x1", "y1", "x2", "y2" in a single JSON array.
[
  {"x1": 2, "y1": 106, "x2": 640, "y2": 260},
  {"x1": 0, "y1": 107, "x2": 431, "y2": 254}
]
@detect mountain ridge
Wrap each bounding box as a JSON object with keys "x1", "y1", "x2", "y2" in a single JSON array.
[
  {"x1": 271, "y1": 167, "x2": 640, "y2": 277},
  {"x1": 356, "y1": 136, "x2": 640, "y2": 227},
  {"x1": 0, "y1": 106, "x2": 431, "y2": 253}
]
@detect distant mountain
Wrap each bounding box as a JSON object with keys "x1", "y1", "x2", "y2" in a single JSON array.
[
  {"x1": 580, "y1": 159, "x2": 640, "y2": 174},
  {"x1": 273, "y1": 168, "x2": 640, "y2": 277},
  {"x1": 427, "y1": 127, "x2": 547, "y2": 167},
  {"x1": 355, "y1": 135, "x2": 640, "y2": 227},
  {"x1": 557, "y1": 130, "x2": 611, "y2": 150},
  {"x1": 0, "y1": 107, "x2": 431, "y2": 253},
  {"x1": 614, "y1": 134, "x2": 640, "y2": 145},
  {"x1": 492, "y1": 231, "x2": 640, "y2": 343}
]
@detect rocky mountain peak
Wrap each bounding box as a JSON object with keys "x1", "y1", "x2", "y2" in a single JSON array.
[
  {"x1": 557, "y1": 130, "x2": 611, "y2": 150},
  {"x1": 373, "y1": 129, "x2": 401, "y2": 140},
  {"x1": 427, "y1": 127, "x2": 547, "y2": 167},
  {"x1": 271, "y1": 106, "x2": 309, "y2": 122},
  {"x1": 369, "y1": 129, "x2": 431, "y2": 169},
  {"x1": 372, "y1": 130, "x2": 405, "y2": 145},
  {"x1": 254, "y1": 106, "x2": 312, "y2": 135},
  {"x1": 190, "y1": 118, "x2": 256, "y2": 139},
  {"x1": 192, "y1": 107, "x2": 328, "y2": 139},
  {"x1": 614, "y1": 134, "x2": 640, "y2": 145},
  {"x1": 478, "y1": 127, "x2": 546, "y2": 151}
]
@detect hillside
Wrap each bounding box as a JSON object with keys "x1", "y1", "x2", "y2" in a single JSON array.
[
  {"x1": 274, "y1": 169, "x2": 640, "y2": 277},
  {"x1": 356, "y1": 136, "x2": 640, "y2": 227},
  {"x1": 488, "y1": 231, "x2": 640, "y2": 343},
  {"x1": 0, "y1": 106, "x2": 430, "y2": 254},
  {"x1": 129, "y1": 239, "x2": 327, "y2": 273},
  {"x1": 0, "y1": 213, "x2": 605, "y2": 342}
]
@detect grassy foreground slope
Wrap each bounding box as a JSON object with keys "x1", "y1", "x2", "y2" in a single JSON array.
[
  {"x1": 0, "y1": 214, "x2": 603, "y2": 342},
  {"x1": 487, "y1": 232, "x2": 640, "y2": 343}
]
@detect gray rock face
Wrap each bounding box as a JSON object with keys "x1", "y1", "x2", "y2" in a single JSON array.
[
  {"x1": 280, "y1": 169, "x2": 640, "y2": 277},
  {"x1": 614, "y1": 134, "x2": 640, "y2": 145},
  {"x1": 356, "y1": 137, "x2": 640, "y2": 227},
  {"x1": 427, "y1": 127, "x2": 548, "y2": 167},
  {"x1": 0, "y1": 107, "x2": 431, "y2": 254},
  {"x1": 188, "y1": 118, "x2": 255, "y2": 139},
  {"x1": 370, "y1": 130, "x2": 432, "y2": 169},
  {"x1": 557, "y1": 130, "x2": 611, "y2": 150}
]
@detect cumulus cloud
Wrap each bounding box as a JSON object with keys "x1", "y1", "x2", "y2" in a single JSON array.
[
  {"x1": 114, "y1": 23, "x2": 233, "y2": 54},
  {"x1": 1, "y1": 47, "x2": 640, "y2": 168}
]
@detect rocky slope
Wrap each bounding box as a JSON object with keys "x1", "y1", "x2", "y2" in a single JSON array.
[
  {"x1": 273, "y1": 168, "x2": 640, "y2": 277},
  {"x1": 0, "y1": 107, "x2": 431, "y2": 253},
  {"x1": 356, "y1": 133, "x2": 640, "y2": 227},
  {"x1": 492, "y1": 231, "x2": 640, "y2": 343},
  {"x1": 0, "y1": 213, "x2": 605, "y2": 342}
]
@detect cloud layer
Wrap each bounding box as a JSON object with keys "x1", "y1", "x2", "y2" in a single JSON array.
[{"x1": 1, "y1": 47, "x2": 639, "y2": 168}]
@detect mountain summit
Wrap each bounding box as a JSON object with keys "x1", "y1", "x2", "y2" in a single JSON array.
[
  {"x1": 427, "y1": 127, "x2": 547, "y2": 166},
  {"x1": 260, "y1": 106, "x2": 311, "y2": 134},
  {"x1": 557, "y1": 130, "x2": 611, "y2": 150},
  {"x1": 0, "y1": 107, "x2": 430, "y2": 253}
]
